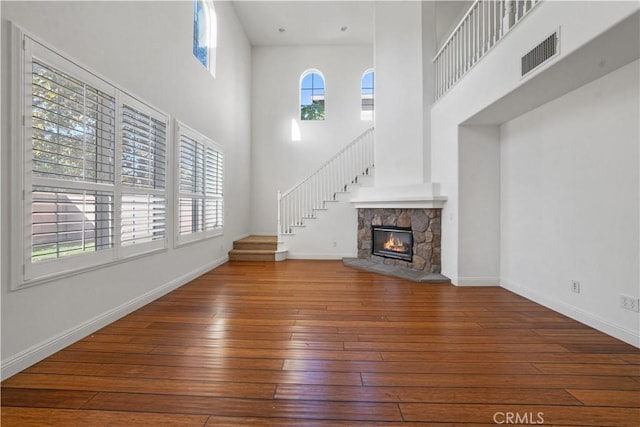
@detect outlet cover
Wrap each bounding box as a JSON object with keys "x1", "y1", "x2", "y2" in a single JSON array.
[
  {"x1": 571, "y1": 281, "x2": 580, "y2": 293},
  {"x1": 620, "y1": 295, "x2": 640, "y2": 312}
]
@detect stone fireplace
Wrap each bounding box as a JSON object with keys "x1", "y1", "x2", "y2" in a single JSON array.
[{"x1": 357, "y1": 208, "x2": 441, "y2": 273}]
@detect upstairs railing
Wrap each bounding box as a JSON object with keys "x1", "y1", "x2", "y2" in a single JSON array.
[
  {"x1": 278, "y1": 127, "x2": 375, "y2": 235},
  {"x1": 434, "y1": 0, "x2": 541, "y2": 99}
]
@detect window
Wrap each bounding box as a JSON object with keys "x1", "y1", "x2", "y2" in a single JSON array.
[
  {"x1": 14, "y1": 28, "x2": 169, "y2": 286},
  {"x1": 119, "y1": 94, "x2": 168, "y2": 256},
  {"x1": 361, "y1": 69, "x2": 374, "y2": 120},
  {"x1": 193, "y1": 0, "x2": 217, "y2": 76},
  {"x1": 300, "y1": 70, "x2": 325, "y2": 120},
  {"x1": 176, "y1": 121, "x2": 224, "y2": 246},
  {"x1": 30, "y1": 59, "x2": 116, "y2": 266}
]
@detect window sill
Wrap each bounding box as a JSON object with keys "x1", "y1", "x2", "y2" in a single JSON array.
[{"x1": 13, "y1": 246, "x2": 169, "y2": 292}]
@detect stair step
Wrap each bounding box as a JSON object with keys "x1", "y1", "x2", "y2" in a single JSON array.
[
  {"x1": 229, "y1": 235, "x2": 286, "y2": 262},
  {"x1": 229, "y1": 249, "x2": 278, "y2": 262},
  {"x1": 233, "y1": 235, "x2": 278, "y2": 251}
]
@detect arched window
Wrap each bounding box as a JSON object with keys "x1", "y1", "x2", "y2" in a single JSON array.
[
  {"x1": 361, "y1": 69, "x2": 374, "y2": 120},
  {"x1": 193, "y1": 0, "x2": 217, "y2": 76},
  {"x1": 300, "y1": 70, "x2": 325, "y2": 121}
]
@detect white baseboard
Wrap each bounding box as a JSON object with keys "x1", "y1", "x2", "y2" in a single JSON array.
[
  {"x1": 274, "y1": 250, "x2": 288, "y2": 261},
  {"x1": 501, "y1": 278, "x2": 640, "y2": 348},
  {"x1": 455, "y1": 276, "x2": 501, "y2": 286},
  {"x1": 1, "y1": 255, "x2": 228, "y2": 380}
]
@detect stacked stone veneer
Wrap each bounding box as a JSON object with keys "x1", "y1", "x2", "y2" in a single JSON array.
[{"x1": 357, "y1": 208, "x2": 441, "y2": 273}]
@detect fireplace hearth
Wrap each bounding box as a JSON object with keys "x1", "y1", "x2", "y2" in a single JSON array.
[{"x1": 372, "y1": 226, "x2": 413, "y2": 262}]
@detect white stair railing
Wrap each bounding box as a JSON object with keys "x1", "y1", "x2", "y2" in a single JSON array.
[
  {"x1": 278, "y1": 127, "x2": 375, "y2": 235},
  {"x1": 434, "y1": 0, "x2": 541, "y2": 100}
]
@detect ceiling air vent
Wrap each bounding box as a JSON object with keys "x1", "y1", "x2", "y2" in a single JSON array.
[{"x1": 521, "y1": 30, "x2": 559, "y2": 77}]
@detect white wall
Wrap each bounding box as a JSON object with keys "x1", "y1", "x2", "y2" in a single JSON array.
[
  {"x1": 374, "y1": 1, "x2": 424, "y2": 187},
  {"x1": 250, "y1": 44, "x2": 372, "y2": 235},
  {"x1": 0, "y1": 0, "x2": 3, "y2": 357},
  {"x1": 458, "y1": 125, "x2": 501, "y2": 285},
  {"x1": 422, "y1": 1, "x2": 436, "y2": 184},
  {"x1": 281, "y1": 188, "x2": 361, "y2": 260},
  {"x1": 0, "y1": 0, "x2": 252, "y2": 378},
  {"x1": 500, "y1": 60, "x2": 639, "y2": 345},
  {"x1": 430, "y1": 1, "x2": 639, "y2": 344},
  {"x1": 431, "y1": 1, "x2": 639, "y2": 284}
]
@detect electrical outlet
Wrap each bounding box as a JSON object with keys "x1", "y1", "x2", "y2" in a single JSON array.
[
  {"x1": 571, "y1": 281, "x2": 580, "y2": 293},
  {"x1": 620, "y1": 295, "x2": 640, "y2": 312}
]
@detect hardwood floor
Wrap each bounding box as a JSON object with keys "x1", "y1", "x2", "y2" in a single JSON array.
[{"x1": 2, "y1": 260, "x2": 639, "y2": 426}]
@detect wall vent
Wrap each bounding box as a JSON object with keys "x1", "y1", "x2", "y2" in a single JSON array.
[{"x1": 521, "y1": 30, "x2": 559, "y2": 77}]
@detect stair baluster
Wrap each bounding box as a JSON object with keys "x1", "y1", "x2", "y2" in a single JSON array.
[{"x1": 277, "y1": 127, "x2": 375, "y2": 236}]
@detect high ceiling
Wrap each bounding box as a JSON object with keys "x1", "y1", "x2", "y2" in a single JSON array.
[
  {"x1": 231, "y1": 1, "x2": 375, "y2": 46},
  {"x1": 230, "y1": 1, "x2": 473, "y2": 48}
]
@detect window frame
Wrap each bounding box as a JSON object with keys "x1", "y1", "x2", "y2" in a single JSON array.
[
  {"x1": 193, "y1": 0, "x2": 217, "y2": 77},
  {"x1": 299, "y1": 69, "x2": 326, "y2": 121},
  {"x1": 361, "y1": 69, "x2": 374, "y2": 121},
  {"x1": 10, "y1": 24, "x2": 170, "y2": 289},
  {"x1": 118, "y1": 93, "x2": 170, "y2": 259},
  {"x1": 174, "y1": 120, "x2": 224, "y2": 247}
]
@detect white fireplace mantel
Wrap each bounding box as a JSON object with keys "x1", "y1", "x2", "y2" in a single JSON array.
[{"x1": 350, "y1": 183, "x2": 447, "y2": 209}]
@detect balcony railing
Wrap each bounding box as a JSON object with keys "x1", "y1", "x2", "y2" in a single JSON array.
[{"x1": 434, "y1": 0, "x2": 541, "y2": 100}]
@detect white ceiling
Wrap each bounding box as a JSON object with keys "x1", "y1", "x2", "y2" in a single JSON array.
[{"x1": 231, "y1": 1, "x2": 375, "y2": 46}]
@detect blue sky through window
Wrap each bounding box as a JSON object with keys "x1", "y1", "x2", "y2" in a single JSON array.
[
  {"x1": 361, "y1": 71, "x2": 374, "y2": 95},
  {"x1": 193, "y1": 0, "x2": 209, "y2": 68},
  {"x1": 301, "y1": 72, "x2": 325, "y2": 106}
]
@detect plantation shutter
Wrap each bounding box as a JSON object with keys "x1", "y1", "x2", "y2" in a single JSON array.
[
  {"x1": 204, "y1": 148, "x2": 223, "y2": 230},
  {"x1": 120, "y1": 94, "x2": 168, "y2": 253},
  {"x1": 20, "y1": 32, "x2": 171, "y2": 286},
  {"x1": 31, "y1": 60, "x2": 116, "y2": 184},
  {"x1": 178, "y1": 133, "x2": 204, "y2": 235},
  {"x1": 176, "y1": 121, "x2": 224, "y2": 244},
  {"x1": 30, "y1": 58, "x2": 116, "y2": 266}
]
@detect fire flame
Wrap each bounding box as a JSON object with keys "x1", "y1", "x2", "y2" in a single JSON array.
[{"x1": 383, "y1": 232, "x2": 409, "y2": 252}]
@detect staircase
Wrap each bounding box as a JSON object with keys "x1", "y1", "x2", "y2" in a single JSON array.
[
  {"x1": 274, "y1": 127, "x2": 375, "y2": 259},
  {"x1": 278, "y1": 127, "x2": 375, "y2": 236},
  {"x1": 228, "y1": 235, "x2": 287, "y2": 262},
  {"x1": 230, "y1": 128, "x2": 375, "y2": 262}
]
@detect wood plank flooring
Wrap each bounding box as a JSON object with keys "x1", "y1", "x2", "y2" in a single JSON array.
[{"x1": 2, "y1": 260, "x2": 639, "y2": 426}]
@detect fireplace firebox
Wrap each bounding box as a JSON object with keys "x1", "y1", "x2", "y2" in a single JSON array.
[{"x1": 372, "y1": 226, "x2": 413, "y2": 262}]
